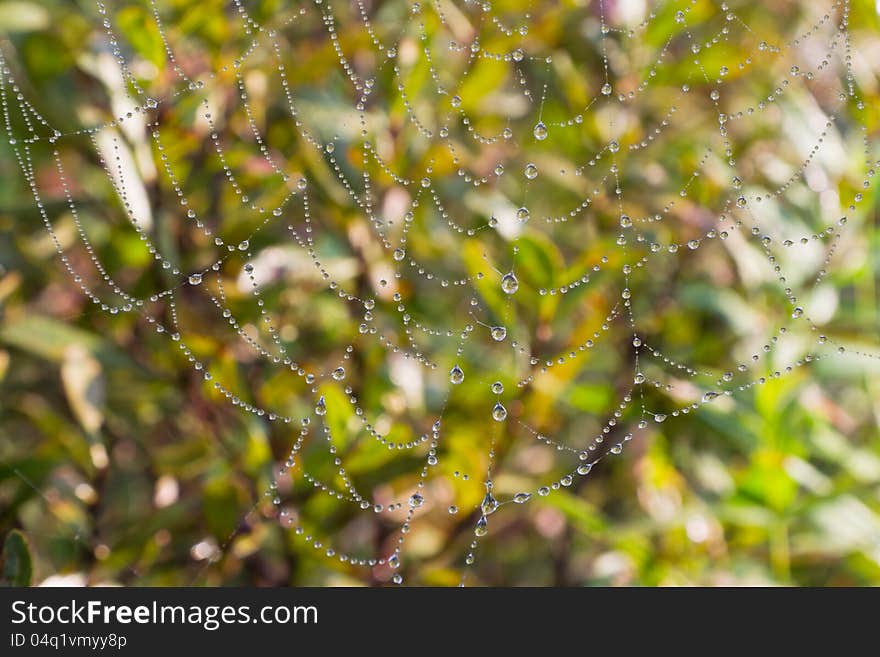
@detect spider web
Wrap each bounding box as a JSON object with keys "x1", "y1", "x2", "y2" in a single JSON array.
[{"x1": 2, "y1": 0, "x2": 878, "y2": 586}]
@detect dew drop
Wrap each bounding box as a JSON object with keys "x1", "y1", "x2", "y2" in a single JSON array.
[
  {"x1": 450, "y1": 364, "x2": 465, "y2": 384},
  {"x1": 490, "y1": 326, "x2": 507, "y2": 341},
  {"x1": 524, "y1": 163, "x2": 538, "y2": 180},
  {"x1": 481, "y1": 491, "x2": 499, "y2": 515},
  {"x1": 392, "y1": 248, "x2": 406, "y2": 261},
  {"x1": 533, "y1": 121, "x2": 548, "y2": 140},
  {"x1": 792, "y1": 306, "x2": 804, "y2": 318},
  {"x1": 492, "y1": 402, "x2": 507, "y2": 422},
  {"x1": 332, "y1": 367, "x2": 345, "y2": 381},
  {"x1": 513, "y1": 492, "x2": 531, "y2": 503},
  {"x1": 188, "y1": 273, "x2": 203, "y2": 286},
  {"x1": 315, "y1": 396, "x2": 326, "y2": 416},
  {"x1": 474, "y1": 515, "x2": 489, "y2": 537},
  {"x1": 409, "y1": 493, "x2": 424, "y2": 508},
  {"x1": 501, "y1": 272, "x2": 519, "y2": 294}
]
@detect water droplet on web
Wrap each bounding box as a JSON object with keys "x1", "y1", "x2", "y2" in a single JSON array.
[
  {"x1": 792, "y1": 307, "x2": 804, "y2": 318},
  {"x1": 409, "y1": 493, "x2": 424, "y2": 508},
  {"x1": 392, "y1": 248, "x2": 405, "y2": 261},
  {"x1": 501, "y1": 272, "x2": 519, "y2": 294},
  {"x1": 537, "y1": 486, "x2": 550, "y2": 496},
  {"x1": 481, "y1": 491, "x2": 498, "y2": 515},
  {"x1": 188, "y1": 273, "x2": 202, "y2": 286},
  {"x1": 513, "y1": 492, "x2": 531, "y2": 503},
  {"x1": 516, "y1": 207, "x2": 530, "y2": 222},
  {"x1": 331, "y1": 367, "x2": 345, "y2": 381},
  {"x1": 491, "y1": 326, "x2": 507, "y2": 341},
  {"x1": 675, "y1": 10, "x2": 685, "y2": 23},
  {"x1": 620, "y1": 214, "x2": 632, "y2": 228},
  {"x1": 609, "y1": 140, "x2": 619, "y2": 153},
  {"x1": 654, "y1": 413, "x2": 666, "y2": 423},
  {"x1": 634, "y1": 373, "x2": 645, "y2": 384},
  {"x1": 388, "y1": 554, "x2": 400, "y2": 569},
  {"x1": 492, "y1": 402, "x2": 507, "y2": 422},
  {"x1": 450, "y1": 364, "x2": 465, "y2": 384},
  {"x1": 238, "y1": 240, "x2": 249, "y2": 251},
  {"x1": 448, "y1": 505, "x2": 458, "y2": 514},
  {"x1": 577, "y1": 463, "x2": 592, "y2": 476},
  {"x1": 451, "y1": 95, "x2": 461, "y2": 108},
  {"x1": 474, "y1": 515, "x2": 488, "y2": 537},
  {"x1": 315, "y1": 396, "x2": 326, "y2": 416},
  {"x1": 533, "y1": 121, "x2": 548, "y2": 140},
  {"x1": 524, "y1": 163, "x2": 538, "y2": 180},
  {"x1": 491, "y1": 381, "x2": 504, "y2": 394},
  {"x1": 392, "y1": 573, "x2": 403, "y2": 585},
  {"x1": 601, "y1": 82, "x2": 612, "y2": 96}
]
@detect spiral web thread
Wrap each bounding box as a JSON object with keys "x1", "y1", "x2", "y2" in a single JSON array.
[{"x1": 1, "y1": 0, "x2": 879, "y2": 585}]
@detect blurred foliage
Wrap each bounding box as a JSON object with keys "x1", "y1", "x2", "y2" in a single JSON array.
[
  {"x1": 0, "y1": 0, "x2": 879, "y2": 587},
  {"x1": 1, "y1": 530, "x2": 33, "y2": 586}
]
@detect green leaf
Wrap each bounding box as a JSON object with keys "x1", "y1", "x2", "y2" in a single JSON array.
[
  {"x1": 203, "y1": 475, "x2": 247, "y2": 539},
  {"x1": 1, "y1": 530, "x2": 34, "y2": 587},
  {"x1": 115, "y1": 6, "x2": 166, "y2": 69}
]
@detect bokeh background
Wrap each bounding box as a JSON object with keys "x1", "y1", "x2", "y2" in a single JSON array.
[{"x1": 1, "y1": 0, "x2": 879, "y2": 586}]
